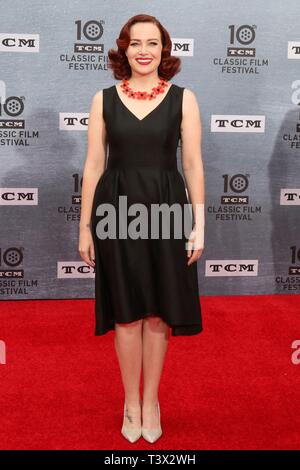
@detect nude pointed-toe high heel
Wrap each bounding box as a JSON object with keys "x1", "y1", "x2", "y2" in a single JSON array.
[
  {"x1": 121, "y1": 402, "x2": 142, "y2": 443},
  {"x1": 141, "y1": 402, "x2": 163, "y2": 443}
]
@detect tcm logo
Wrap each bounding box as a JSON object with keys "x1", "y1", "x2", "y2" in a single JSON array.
[
  {"x1": 0, "y1": 188, "x2": 38, "y2": 205},
  {"x1": 227, "y1": 24, "x2": 256, "y2": 57},
  {"x1": 291, "y1": 340, "x2": 300, "y2": 364},
  {"x1": 0, "y1": 340, "x2": 6, "y2": 365},
  {"x1": 221, "y1": 173, "x2": 250, "y2": 204},
  {"x1": 0, "y1": 247, "x2": 24, "y2": 278},
  {"x1": 74, "y1": 19, "x2": 105, "y2": 53},
  {"x1": 205, "y1": 260, "x2": 258, "y2": 276},
  {"x1": 0, "y1": 33, "x2": 39, "y2": 52},
  {"x1": 211, "y1": 115, "x2": 265, "y2": 132},
  {"x1": 280, "y1": 189, "x2": 300, "y2": 205},
  {"x1": 59, "y1": 113, "x2": 89, "y2": 130},
  {"x1": 171, "y1": 38, "x2": 194, "y2": 56},
  {"x1": 57, "y1": 261, "x2": 95, "y2": 278},
  {"x1": 288, "y1": 42, "x2": 300, "y2": 59},
  {"x1": 0, "y1": 93, "x2": 25, "y2": 128}
]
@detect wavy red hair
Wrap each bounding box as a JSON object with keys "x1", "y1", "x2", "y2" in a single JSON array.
[{"x1": 107, "y1": 14, "x2": 181, "y2": 81}]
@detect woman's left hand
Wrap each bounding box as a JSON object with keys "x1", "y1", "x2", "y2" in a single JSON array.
[{"x1": 186, "y1": 226, "x2": 204, "y2": 266}]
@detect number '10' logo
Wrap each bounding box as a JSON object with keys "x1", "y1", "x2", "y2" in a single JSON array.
[{"x1": 75, "y1": 20, "x2": 104, "y2": 41}]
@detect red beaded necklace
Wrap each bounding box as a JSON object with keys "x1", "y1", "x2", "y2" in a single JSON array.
[{"x1": 120, "y1": 77, "x2": 169, "y2": 101}]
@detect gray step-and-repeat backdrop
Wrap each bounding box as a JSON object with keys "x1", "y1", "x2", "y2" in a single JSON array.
[{"x1": 0, "y1": 0, "x2": 299, "y2": 301}]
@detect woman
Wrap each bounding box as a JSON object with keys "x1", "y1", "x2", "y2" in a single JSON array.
[{"x1": 79, "y1": 14, "x2": 205, "y2": 444}]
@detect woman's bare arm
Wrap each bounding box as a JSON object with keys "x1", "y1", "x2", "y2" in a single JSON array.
[
  {"x1": 79, "y1": 90, "x2": 107, "y2": 231},
  {"x1": 180, "y1": 88, "x2": 205, "y2": 263}
]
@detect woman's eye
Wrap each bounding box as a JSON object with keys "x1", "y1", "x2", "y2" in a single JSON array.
[{"x1": 130, "y1": 42, "x2": 158, "y2": 46}]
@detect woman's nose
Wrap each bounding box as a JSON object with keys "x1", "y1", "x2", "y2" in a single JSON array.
[{"x1": 138, "y1": 45, "x2": 148, "y2": 54}]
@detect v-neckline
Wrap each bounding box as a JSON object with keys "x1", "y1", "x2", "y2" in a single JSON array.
[{"x1": 114, "y1": 83, "x2": 173, "y2": 122}]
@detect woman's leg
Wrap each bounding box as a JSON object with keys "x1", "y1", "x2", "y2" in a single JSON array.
[
  {"x1": 142, "y1": 315, "x2": 170, "y2": 428},
  {"x1": 114, "y1": 319, "x2": 143, "y2": 427}
]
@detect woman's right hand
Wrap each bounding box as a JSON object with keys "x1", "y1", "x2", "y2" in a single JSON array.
[{"x1": 78, "y1": 227, "x2": 95, "y2": 268}]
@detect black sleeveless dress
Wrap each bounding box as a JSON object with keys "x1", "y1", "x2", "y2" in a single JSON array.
[{"x1": 90, "y1": 83, "x2": 203, "y2": 336}]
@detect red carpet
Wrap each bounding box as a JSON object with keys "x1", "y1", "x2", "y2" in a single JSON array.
[{"x1": 0, "y1": 294, "x2": 299, "y2": 450}]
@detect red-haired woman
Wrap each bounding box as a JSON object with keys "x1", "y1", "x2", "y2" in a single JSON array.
[{"x1": 79, "y1": 14, "x2": 205, "y2": 444}]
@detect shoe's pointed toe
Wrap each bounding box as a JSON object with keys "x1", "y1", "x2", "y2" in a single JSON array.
[
  {"x1": 141, "y1": 427, "x2": 162, "y2": 443},
  {"x1": 121, "y1": 426, "x2": 142, "y2": 443},
  {"x1": 141, "y1": 402, "x2": 162, "y2": 443}
]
